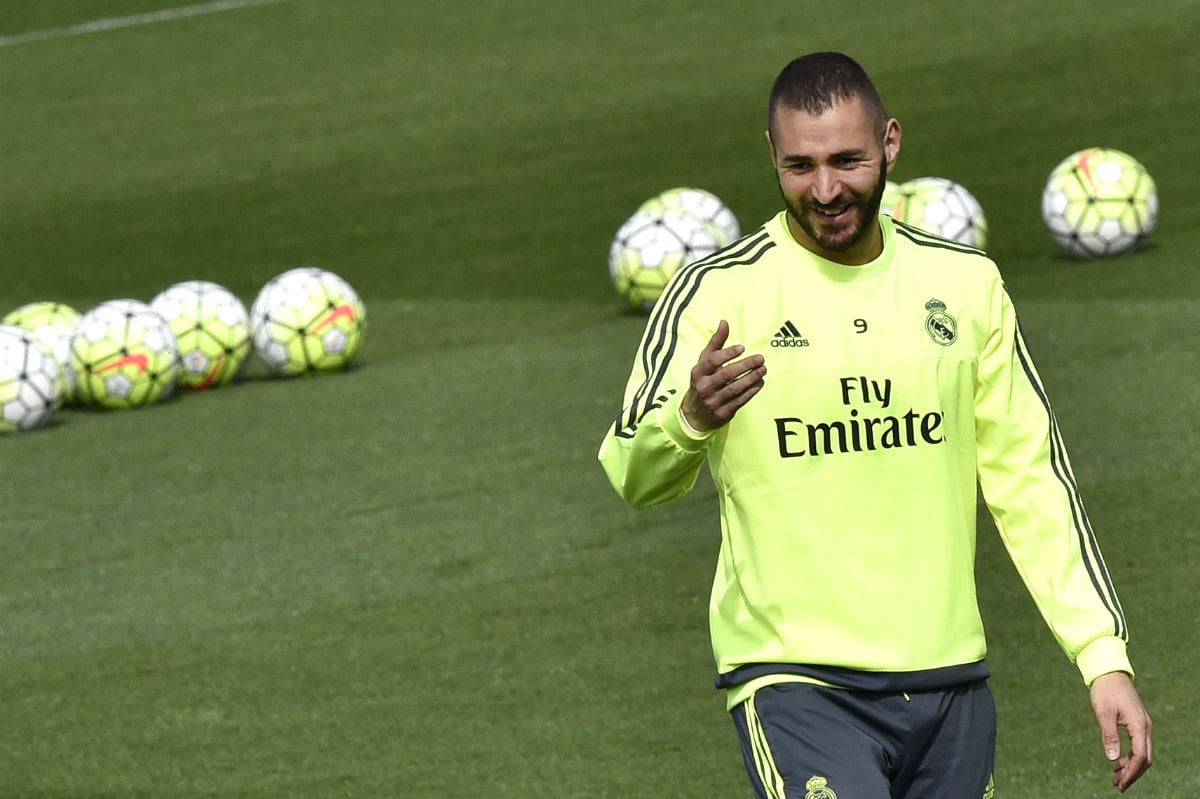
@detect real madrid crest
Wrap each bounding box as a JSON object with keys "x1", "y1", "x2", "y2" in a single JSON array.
[
  {"x1": 804, "y1": 775, "x2": 838, "y2": 799},
  {"x1": 924, "y1": 298, "x2": 957, "y2": 346}
]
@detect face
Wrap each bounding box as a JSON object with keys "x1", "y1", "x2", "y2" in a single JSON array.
[{"x1": 768, "y1": 96, "x2": 901, "y2": 265}]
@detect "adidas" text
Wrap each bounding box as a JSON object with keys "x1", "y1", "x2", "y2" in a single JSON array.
[{"x1": 772, "y1": 320, "x2": 810, "y2": 348}]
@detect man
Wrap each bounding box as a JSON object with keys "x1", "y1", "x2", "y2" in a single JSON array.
[{"x1": 597, "y1": 52, "x2": 1152, "y2": 797}]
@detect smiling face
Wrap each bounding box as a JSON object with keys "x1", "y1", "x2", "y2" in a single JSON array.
[{"x1": 768, "y1": 95, "x2": 901, "y2": 265}]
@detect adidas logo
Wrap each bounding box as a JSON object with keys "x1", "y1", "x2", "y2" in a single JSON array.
[{"x1": 771, "y1": 320, "x2": 810, "y2": 348}]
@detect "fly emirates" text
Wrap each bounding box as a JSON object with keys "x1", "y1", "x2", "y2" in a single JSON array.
[{"x1": 774, "y1": 375, "x2": 945, "y2": 458}]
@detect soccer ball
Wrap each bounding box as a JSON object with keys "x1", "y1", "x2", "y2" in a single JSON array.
[
  {"x1": 2, "y1": 300, "x2": 79, "y2": 404},
  {"x1": 608, "y1": 208, "x2": 725, "y2": 312},
  {"x1": 249, "y1": 267, "x2": 366, "y2": 376},
  {"x1": 638, "y1": 187, "x2": 740, "y2": 244},
  {"x1": 891, "y1": 176, "x2": 988, "y2": 249},
  {"x1": 70, "y1": 299, "x2": 181, "y2": 409},
  {"x1": 0, "y1": 324, "x2": 60, "y2": 433},
  {"x1": 1041, "y1": 147, "x2": 1158, "y2": 258},
  {"x1": 150, "y1": 280, "x2": 251, "y2": 390}
]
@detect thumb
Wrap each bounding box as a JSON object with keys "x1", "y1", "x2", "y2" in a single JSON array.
[
  {"x1": 1099, "y1": 713, "x2": 1121, "y2": 761},
  {"x1": 704, "y1": 320, "x2": 730, "y2": 354}
]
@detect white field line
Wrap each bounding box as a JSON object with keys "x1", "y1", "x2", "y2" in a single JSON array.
[{"x1": 0, "y1": 0, "x2": 293, "y2": 48}]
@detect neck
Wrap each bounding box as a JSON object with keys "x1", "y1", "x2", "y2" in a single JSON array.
[{"x1": 785, "y1": 214, "x2": 884, "y2": 266}]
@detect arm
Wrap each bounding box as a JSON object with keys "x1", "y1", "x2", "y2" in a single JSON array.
[
  {"x1": 974, "y1": 275, "x2": 1151, "y2": 789},
  {"x1": 598, "y1": 316, "x2": 765, "y2": 509}
]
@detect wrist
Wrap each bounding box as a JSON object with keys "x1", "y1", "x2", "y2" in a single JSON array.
[
  {"x1": 662, "y1": 395, "x2": 711, "y2": 450},
  {"x1": 1077, "y1": 637, "x2": 1133, "y2": 686}
]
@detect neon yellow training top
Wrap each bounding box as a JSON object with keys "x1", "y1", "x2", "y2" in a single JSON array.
[{"x1": 598, "y1": 212, "x2": 1131, "y2": 708}]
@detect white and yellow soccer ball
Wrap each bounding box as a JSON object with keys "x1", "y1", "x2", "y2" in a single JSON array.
[
  {"x1": 1041, "y1": 147, "x2": 1158, "y2": 258},
  {"x1": 249, "y1": 267, "x2": 366, "y2": 376},
  {"x1": 608, "y1": 208, "x2": 726, "y2": 313},
  {"x1": 150, "y1": 280, "x2": 251, "y2": 390},
  {"x1": 891, "y1": 176, "x2": 988, "y2": 250},
  {"x1": 879, "y1": 180, "x2": 904, "y2": 218},
  {"x1": 0, "y1": 324, "x2": 60, "y2": 433},
  {"x1": 638, "y1": 187, "x2": 741, "y2": 244},
  {"x1": 70, "y1": 300, "x2": 181, "y2": 409},
  {"x1": 1, "y1": 300, "x2": 79, "y2": 405}
]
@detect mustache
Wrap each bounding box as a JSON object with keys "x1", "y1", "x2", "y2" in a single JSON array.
[{"x1": 807, "y1": 197, "x2": 854, "y2": 213}]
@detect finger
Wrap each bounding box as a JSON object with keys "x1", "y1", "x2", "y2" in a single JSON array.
[
  {"x1": 1113, "y1": 751, "x2": 1152, "y2": 792},
  {"x1": 695, "y1": 344, "x2": 747, "y2": 382},
  {"x1": 697, "y1": 355, "x2": 763, "y2": 399},
  {"x1": 701, "y1": 322, "x2": 757, "y2": 375},
  {"x1": 717, "y1": 352, "x2": 766, "y2": 379},
  {"x1": 706, "y1": 361, "x2": 767, "y2": 412},
  {"x1": 695, "y1": 351, "x2": 758, "y2": 393},
  {"x1": 1116, "y1": 741, "x2": 1152, "y2": 791},
  {"x1": 1137, "y1": 712, "x2": 1153, "y2": 764},
  {"x1": 700, "y1": 353, "x2": 766, "y2": 401},
  {"x1": 707, "y1": 373, "x2": 766, "y2": 424},
  {"x1": 1128, "y1": 720, "x2": 1150, "y2": 765},
  {"x1": 1113, "y1": 753, "x2": 1132, "y2": 791},
  {"x1": 702, "y1": 320, "x2": 731, "y2": 356},
  {"x1": 1115, "y1": 762, "x2": 1143, "y2": 792}
]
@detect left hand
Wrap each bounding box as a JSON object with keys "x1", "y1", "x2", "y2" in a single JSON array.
[{"x1": 1089, "y1": 671, "x2": 1153, "y2": 792}]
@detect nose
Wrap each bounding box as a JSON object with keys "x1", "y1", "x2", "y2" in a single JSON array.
[{"x1": 811, "y1": 167, "x2": 842, "y2": 204}]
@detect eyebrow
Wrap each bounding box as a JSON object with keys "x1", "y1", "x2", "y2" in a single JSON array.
[{"x1": 778, "y1": 148, "x2": 870, "y2": 164}]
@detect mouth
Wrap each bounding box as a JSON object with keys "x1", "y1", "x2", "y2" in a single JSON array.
[{"x1": 810, "y1": 202, "x2": 854, "y2": 224}]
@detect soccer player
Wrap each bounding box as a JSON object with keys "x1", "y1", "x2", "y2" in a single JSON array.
[{"x1": 597, "y1": 51, "x2": 1152, "y2": 797}]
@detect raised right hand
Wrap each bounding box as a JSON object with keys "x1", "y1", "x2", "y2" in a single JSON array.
[{"x1": 681, "y1": 320, "x2": 766, "y2": 432}]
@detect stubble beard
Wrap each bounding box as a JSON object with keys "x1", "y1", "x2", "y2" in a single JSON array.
[{"x1": 782, "y1": 158, "x2": 889, "y2": 256}]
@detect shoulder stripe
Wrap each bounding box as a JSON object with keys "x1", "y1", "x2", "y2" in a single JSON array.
[
  {"x1": 893, "y1": 219, "x2": 988, "y2": 257},
  {"x1": 614, "y1": 230, "x2": 775, "y2": 438},
  {"x1": 1014, "y1": 320, "x2": 1127, "y2": 639}
]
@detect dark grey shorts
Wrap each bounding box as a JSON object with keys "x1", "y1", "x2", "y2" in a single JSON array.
[{"x1": 731, "y1": 680, "x2": 996, "y2": 799}]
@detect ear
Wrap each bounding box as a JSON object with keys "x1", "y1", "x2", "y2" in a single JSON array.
[
  {"x1": 765, "y1": 129, "x2": 777, "y2": 167},
  {"x1": 883, "y1": 118, "x2": 902, "y2": 175}
]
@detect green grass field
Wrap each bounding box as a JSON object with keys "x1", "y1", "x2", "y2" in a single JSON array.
[{"x1": 2, "y1": 1, "x2": 1198, "y2": 796}]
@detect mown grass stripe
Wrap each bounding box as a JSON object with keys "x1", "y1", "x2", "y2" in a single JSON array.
[{"x1": 0, "y1": 0, "x2": 291, "y2": 48}]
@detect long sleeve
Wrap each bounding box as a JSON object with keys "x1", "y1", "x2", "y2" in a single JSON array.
[
  {"x1": 597, "y1": 291, "x2": 717, "y2": 510},
  {"x1": 974, "y1": 279, "x2": 1132, "y2": 684},
  {"x1": 596, "y1": 217, "x2": 1123, "y2": 697}
]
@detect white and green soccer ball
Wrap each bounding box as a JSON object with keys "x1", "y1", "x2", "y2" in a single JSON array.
[
  {"x1": 608, "y1": 208, "x2": 725, "y2": 313},
  {"x1": 1, "y1": 300, "x2": 79, "y2": 405},
  {"x1": 638, "y1": 187, "x2": 740, "y2": 244},
  {"x1": 890, "y1": 176, "x2": 988, "y2": 249},
  {"x1": 249, "y1": 267, "x2": 366, "y2": 376},
  {"x1": 70, "y1": 299, "x2": 181, "y2": 409},
  {"x1": 1041, "y1": 147, "x2": 1158, "y2": 258},
  {"x1": 0, "y1": 324, "x2": 60, "y2": 433},
  {"x1": 150, "y1": 280, "x2": 251, "y2": 390}
]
